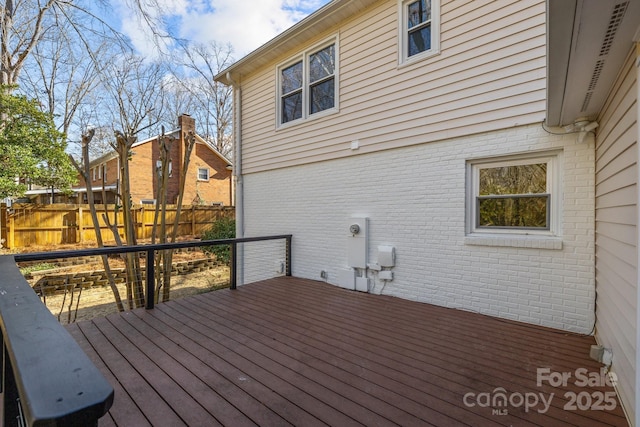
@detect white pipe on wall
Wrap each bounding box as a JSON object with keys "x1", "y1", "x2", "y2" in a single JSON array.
[{"x1": 227, "y1": 72, "x2": 244, "y2": 286}]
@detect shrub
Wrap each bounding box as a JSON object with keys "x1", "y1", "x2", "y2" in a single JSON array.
[
  {"x1": 20, "y1": 262, "x2": 56, "y2": 276},
  {"x1": 202, "y1": 217, "x2": 236, "y2": 264}
]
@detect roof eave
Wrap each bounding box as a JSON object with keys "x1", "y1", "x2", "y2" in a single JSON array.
[{"x1": 215, "y1": 0, "x2": 380, "y2": 84}]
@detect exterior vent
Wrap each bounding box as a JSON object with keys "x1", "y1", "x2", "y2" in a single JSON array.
[
  {"x1": 587, "y1": 59, "x2": 605, "y2": 92},
  {"x1": 599, "y1": 2, "x2": 628, "y2": 57},
  {"x1": 580, "y1": 1, "x2": 628, "y2": 113}
]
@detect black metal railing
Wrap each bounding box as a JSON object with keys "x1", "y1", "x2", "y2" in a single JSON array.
[
  {"x1": 2, "y1": 234, "x2": 291, "y2": 426},
  {"x1": 14, "y1": 234, "x2": 293, "y2": 309}
]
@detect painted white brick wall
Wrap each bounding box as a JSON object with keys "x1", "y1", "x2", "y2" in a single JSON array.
[{"x1": 242, "y1": 124, "x2": 595, "y2": 333}]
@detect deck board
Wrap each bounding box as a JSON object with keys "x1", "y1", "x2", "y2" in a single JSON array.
[{"x1": 67, "y1": 277, "x2": 629, "y2": 427}]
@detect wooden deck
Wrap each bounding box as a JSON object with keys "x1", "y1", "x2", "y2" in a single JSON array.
[{"x1": 67, "y1": 277, "x2": 629, "y2": 426}]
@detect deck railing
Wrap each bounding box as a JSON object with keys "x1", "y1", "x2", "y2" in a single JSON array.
[
  {"x1": 2, "y1": 235, "x2": 291, "y2": 426},
  {"x1": 14, "y1": 235, "x2": 293, "y2": 309}
]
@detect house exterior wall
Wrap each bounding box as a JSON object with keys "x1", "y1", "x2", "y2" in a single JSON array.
[
  {"x1": 128, "y1": 136, "x2": 231, "y2": 206},
  {"x1": 239, "y1": 0, "x2": 546, "y2": 174},
  {"x1": 243, "y1": 123, "x2": 596, "y2": 333},
  {"x1": 595, "y1": 48, "x2": 638, "y2": 423},
  {"x1": 183, "y1": 143, "x2": 232, "y2": 206}
]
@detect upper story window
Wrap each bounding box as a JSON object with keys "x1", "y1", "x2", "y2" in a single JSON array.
[
  {"x1": 399, "y1": 0, "x2": 440, "y2": 64},
  {"x1": 467, "y1": 153, "x2": 560, "y2": 236},
  {"x1": 278, "y1": 38, "x2": 338, "y2": 126}
]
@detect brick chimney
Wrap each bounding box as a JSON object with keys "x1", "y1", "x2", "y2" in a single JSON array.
[{"x1": 178, "y1": 114, "x2": 195, "y2": 134}]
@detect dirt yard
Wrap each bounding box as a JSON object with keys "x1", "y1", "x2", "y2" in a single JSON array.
[{"x1": 39, "y1": 266, "x2": 230, "y2": 325}]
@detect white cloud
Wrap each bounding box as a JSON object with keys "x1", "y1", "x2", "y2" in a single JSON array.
[{"x1": 114, "y1": 0, "x2": 330, "y2": 59}]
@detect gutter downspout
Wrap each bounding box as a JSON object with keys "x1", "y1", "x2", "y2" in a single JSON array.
[
  {"x1": 227, "y1": 72, "x2": 244, "y2": 286},
  {"x1": 635, "y1": 41, "x2": 640, "y2": 427}
]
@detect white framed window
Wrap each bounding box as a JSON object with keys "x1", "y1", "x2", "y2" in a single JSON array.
[
  {"x1": 467, "y1": 153, "x2": 561, "y2": 237},
  {"x1": 399, "y1": 0, "x2": 440, "y2": 65},
  {"x1": 277, "y1": 37, "x2": 338, "y2": 126},
  {"x1": 197, "y1": 167, "x2": 210, "y2": 181},
  {"x1": 92, "y1": 167, "x2": 97, "y2": 181},
  {"x1": 156, "y1": 160, "x2": 173, "y2": 177}
]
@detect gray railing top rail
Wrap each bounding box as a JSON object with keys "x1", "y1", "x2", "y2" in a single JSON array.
[{"x1": 0, "y1": 255, "x2": 114, "y2": 426}]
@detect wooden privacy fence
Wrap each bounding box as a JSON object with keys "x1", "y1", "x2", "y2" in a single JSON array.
[{"x1": 1, "y1": 204, "x2": 235, "y2": 249}]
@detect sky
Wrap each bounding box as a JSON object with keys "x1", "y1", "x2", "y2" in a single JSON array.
[{"x1": 111, "y1": 0, "x2": 332, "y2": 59}]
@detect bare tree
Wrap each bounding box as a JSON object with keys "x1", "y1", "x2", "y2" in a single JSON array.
[
  {"x1": 98, "y1": 55, "x2": 168, "y2": 308},
  {"x1": 171, "y1": 42, "x2": 234, "y2": 157},
  {"x1": 1, "y1": 0, "x2": 126, "y2": 89},
  {"x1": 20, "y1": 23, "x2": 110, "y2": 136},
  {"x1": 70, "y1": 129, "x2": 125, "y2": 312}
]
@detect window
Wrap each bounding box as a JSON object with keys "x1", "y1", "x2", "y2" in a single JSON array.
[
  {"x1": 468, "y1": 154, "x2": 560, "y2": 236},
  {"x1": 156, "y1": 160, "x2": 173, "y2": 177},
  {"x1": 278, "y1": 38, "x2": 338, "y2": 126},
  {"x1": 399, "y1": 0, "x2": 440, "y2": 64},
  {"x1": 197, "y1": 167, "x2": 210, "y2": 181}
]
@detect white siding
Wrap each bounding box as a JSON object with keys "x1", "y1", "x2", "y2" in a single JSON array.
[
  {"x1": 242, "y1": 124, "x2": 596, "y2": 333},
  {"x1": 240, "y1": 0, "x2": 546, "y2": 174},
  {"x1": 595, "y1": 50, "x2": 638, "y2": 423}
]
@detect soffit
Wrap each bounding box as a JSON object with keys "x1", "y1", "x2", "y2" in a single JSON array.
[{"x1": 547, "y1": 0, "x2": 640, "y2": 127}]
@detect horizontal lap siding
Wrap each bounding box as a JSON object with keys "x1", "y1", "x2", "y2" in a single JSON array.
[
  {"x1": 595, "y1": 50, "x2": 638, "y2": 422},
  {"x1": 240, "y1": 0, "x2": 546, "y2": 174}
]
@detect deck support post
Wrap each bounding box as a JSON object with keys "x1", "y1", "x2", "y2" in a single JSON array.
[
  {"x1": 286, "y1": 236, "x2": 292, "y2": 277},
  {"x1": 145, "y1": 249, "x2": 154, "y2": 309},
  {"x1": 230, "y1": 242, "x2": 237, "y2": 290}
]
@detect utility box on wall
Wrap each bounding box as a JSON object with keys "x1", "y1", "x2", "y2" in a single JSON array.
[{"x1": 347, "y1": 216, "x2": 368, "y2": 268}]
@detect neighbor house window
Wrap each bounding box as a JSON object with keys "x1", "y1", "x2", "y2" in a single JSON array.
[
  {"x1": 278, "y1": 38, "x2": 338, "y2": 126},
  {"x1": 197, "y1": 167, "x2": 210, "y2": 181},
  {"x1": 399, "y1": 0, "x2": 440, "y2": 64},
  {"x1": 468, "y1": 154, "x2": 560, "y2": 235},
  {"x1": 156, "y1": 160, "x2": 173, "y2": 177}
]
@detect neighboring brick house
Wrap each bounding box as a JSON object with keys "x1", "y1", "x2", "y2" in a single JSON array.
[{"x1": 73, "y1": 114, "x2": 232, "y2": 206}]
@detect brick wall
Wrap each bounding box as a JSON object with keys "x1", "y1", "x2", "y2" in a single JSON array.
[
  {"x1": 242, "y1": 124, "x2": 596, "y2": 333},
  {"x1": 183, "y1": 143, "x2": 232, "y2": 206}
]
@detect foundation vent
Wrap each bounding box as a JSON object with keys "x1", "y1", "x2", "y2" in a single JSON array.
[{"x1": 580, "y1": 1, "x2": 628, "y2": 113}]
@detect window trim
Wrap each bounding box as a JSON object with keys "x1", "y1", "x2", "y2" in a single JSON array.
[
  {"x1": 398, "y1": 0, "x2": 441, "y2": 66},
  {"x1": 466, "y1": 152, "x2": 562, "y2": 238},
  {"x1": 197, "y1": 167, "x2": 210, "y2": 181},
  {"x1": 276, "y1": 35, "x2": 339, "y2": 128}
]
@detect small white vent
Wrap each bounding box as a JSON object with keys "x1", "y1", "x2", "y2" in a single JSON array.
[
  {"x1": 599, "y1": 2, "x2": 628, "y2": 57},
  {"x1": 580, "y1": 1, "x2": 629, "y2": 113}
]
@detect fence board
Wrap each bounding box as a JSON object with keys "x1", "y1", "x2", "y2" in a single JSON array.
[{"x1": 1, "y1": 204, "x2": 234, "y2": 249}]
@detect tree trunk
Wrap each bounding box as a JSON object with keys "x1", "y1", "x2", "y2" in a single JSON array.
[
  {"x1": 162, "y1": 130, "x2": 196, "y2": 302},
  {"x1": 70, "y1": 130, "x2": 124, "y2": 312}
]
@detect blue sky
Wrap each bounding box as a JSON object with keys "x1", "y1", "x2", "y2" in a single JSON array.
[{"x1": 111, "y1": 0, "x2": 331, "y2": 58}]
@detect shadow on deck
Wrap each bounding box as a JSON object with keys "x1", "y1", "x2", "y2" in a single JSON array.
[{"x1": 67, "y1": 277, "x2": 628, "y2": 427}]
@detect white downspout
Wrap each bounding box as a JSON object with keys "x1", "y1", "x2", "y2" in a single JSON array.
[
  {"x1": 634, "y1": 41, "x2": 640, "y2": 427},
  {"x1": 227, "y1": 72, "x2": 244, "y2": 286}
]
